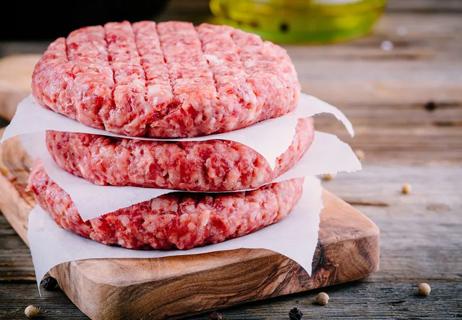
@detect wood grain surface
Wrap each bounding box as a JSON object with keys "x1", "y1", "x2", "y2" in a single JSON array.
[
  {"x1": 1, "y1": 0, "x2": 462, "y2": 319},
  {"x1": 0, "y1": 55, "x2": 38, "y2": 121},
  {"x1": 0, "y1": 134, "x2": 379, "y2": 320}
]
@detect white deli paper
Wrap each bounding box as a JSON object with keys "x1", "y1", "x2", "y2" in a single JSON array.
[
  {"x1": 28, "y1": 176, "x2": 323, "y2": 286},
  {"x1": 2, "y1": 93, "x2": 353, "y2": 169},
  {"x1": 21, "y1": 130, "x2": 360, "y2": 221}
]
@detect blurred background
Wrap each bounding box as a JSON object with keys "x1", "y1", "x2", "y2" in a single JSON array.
[
  {"x1": 0, "y1": 0, "x2": 386, "y2": 43},
  {"x1": 0, "y1": 1, "x2": 461, "y2": 319}
]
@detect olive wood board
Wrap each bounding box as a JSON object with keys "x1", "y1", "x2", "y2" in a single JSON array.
[{"x1": 0, "y1": 134, "x2": 379, "y2": 319}]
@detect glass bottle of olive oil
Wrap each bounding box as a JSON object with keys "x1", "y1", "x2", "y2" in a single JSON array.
[{"x1": 210, "y1": 0, "x2": 387, "y2": 43}]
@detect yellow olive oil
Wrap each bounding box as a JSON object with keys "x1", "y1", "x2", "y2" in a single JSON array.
[{"x1": 210, "y1": 0, "x2": 387, "y2": 43}]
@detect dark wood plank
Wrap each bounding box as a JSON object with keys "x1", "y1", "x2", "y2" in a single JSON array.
[
  {"x1": 0, "y1": 0, "x2": 461, "y2": 318},
  {"x1": 188, "y1": 280, "x2": 462, "y2": 320},
  {"x1": 2, "y1": 165, "x2": 459, "y2": 282},
  {"x1": 288, "y1": 11, "x2": 462, "y2": 165},
  {"x1": 0, "y1": 133, "x2": 379, "y2": 320},
  {"x1": 0, "y1": 165, "x2": 460, "y2": 319},
  {"x1": 0, "y1": 215, "x2": 34, "y2": 281},
  {"x1": 386, "y1": 0, "x2": 462, "y2": 13},
  {"x1": 327, "y1": 166, "x2": 462, "y2": 283},
  {"x1": 1, "y1": 280, "x2": 461, "y2": 320},
  {"x1": 0, "y1": 283, "x2": 86, "y2": 320},
  {"x1": 1, "y1": 13, "x2": 461, "y2": 164}
]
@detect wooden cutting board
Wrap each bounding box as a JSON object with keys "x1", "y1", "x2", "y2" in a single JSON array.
[
  {"x1": 0, "y1": 54, "x2": 379, "y2": 319},
  {"x1": 0, "y1": 133, "x2": 380, "y2": 320}
]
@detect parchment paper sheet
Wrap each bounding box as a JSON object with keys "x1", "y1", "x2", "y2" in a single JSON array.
[
  {"x1": 3, "y1": 93, "x2": 353, "y2": 169},
  {"x1": 21, "y1": 130, "x2": 360, "y2": 221},
  {"x1": 28, "y1": 176, "x2": 323, "y2": 287}
]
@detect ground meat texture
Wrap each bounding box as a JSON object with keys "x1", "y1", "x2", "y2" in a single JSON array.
[
  {"x1": 32, "y1": 21, "x2": 300, "y2": 138},
  {"x1": 29, "y1": 165, "x2": 304, "y2": 250},
  {"x1": 45, "y1": 117, "x2": 313, "y2": 191}
]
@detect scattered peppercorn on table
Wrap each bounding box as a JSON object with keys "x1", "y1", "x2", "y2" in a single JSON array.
[{"x1": 1, "y1": 0, "x2": 462, "y2": 318}]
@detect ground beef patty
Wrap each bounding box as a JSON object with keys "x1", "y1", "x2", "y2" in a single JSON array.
[
  {"x1": 29, "y1": 165, "x2": 304, "y2": 250},
  {"x1": 45, "y1": 117, "x2": 313, "y2": 191},
  {"x1": 32, "y1": 21, "x2": 300, "y2": 138}
]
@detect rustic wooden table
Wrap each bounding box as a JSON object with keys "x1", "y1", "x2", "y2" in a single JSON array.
[{"x1": 1, "y1": 0, "x2": 461, "y2": 319}]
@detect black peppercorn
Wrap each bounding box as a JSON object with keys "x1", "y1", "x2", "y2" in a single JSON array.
[
  {"x1": 40, "y1": 276, "x2": 58, "y2": 290},
  {"x1": 424, "y1": 101, "x2": 437, "y2": 112},
  {"x1": 289, "y1": 307, "x2": 303, "y2": 320}
]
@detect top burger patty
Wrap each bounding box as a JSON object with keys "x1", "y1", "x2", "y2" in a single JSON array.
[{"x1": 32, "y1": 21, "x2": 300, "y2": 138}]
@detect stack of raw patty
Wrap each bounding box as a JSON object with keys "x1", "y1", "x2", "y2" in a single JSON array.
[{"x1": 28, "y1": 21, "x2": 314, "y2": 250}]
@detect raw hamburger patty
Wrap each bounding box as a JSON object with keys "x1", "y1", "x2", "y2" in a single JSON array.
[
  {"x1": 32, "y1": 21, "x2": 300, "y2": 138},
  {"x1": 29, "y1": 165, "x2": 304, "y2": 250},
  {"x1": 45, "y1": 117, "x2": 313, "y2": 191}
]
